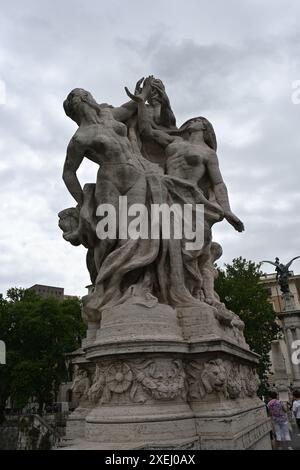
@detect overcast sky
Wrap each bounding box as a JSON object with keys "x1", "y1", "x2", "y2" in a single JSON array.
[{"x1": 1, "y1": 0, "x2": 300, "y2": 296}]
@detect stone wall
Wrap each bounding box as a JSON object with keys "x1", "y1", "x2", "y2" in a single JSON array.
[
  {"x1": 0, "y1": 421, "x2": 18, "y2": 450},
  {"x1": 0, "y1": 415, "x2": 62, "y2": 450}
]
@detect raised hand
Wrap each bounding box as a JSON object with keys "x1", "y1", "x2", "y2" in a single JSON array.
[
  {"x1": 134, "y1": 77, "x2": 144, "y2": 95},
  {"x1": 125, "y1": 86, "x2": 141, "y2": 103},
  {"x1": 125, "y1": 76, "x2": 153, "y2": 103}
]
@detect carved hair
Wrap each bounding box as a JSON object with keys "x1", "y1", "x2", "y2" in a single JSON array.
[
  {"x1": 148, "y1": 78, "x2": 177, "y2": 128},
  {"x1": 63, "y1": 88, "x2": 111, "y2": 124},
  {"x1": 179, "y1": 117, "x2": 217, "y2": 151}
]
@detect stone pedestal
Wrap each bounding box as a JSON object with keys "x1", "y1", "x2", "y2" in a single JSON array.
[
  {"x1": 278, "y1": 309, "x2": 300, "y2": 389},
  {"x1": 270, "y1": 340, "x2": 290, "y2": 391},
  {"x1": 282, "y1": 292, "x2": 296, "y2": 312},
  {"x1": 61, "y1": 300, "x2": 271, "y2": 450}
]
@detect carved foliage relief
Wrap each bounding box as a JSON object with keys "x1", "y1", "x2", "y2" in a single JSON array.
[
  {"x1": 82, "y1": 358, "x2": 187, "y2": 405},
  {"x1": 72, "y1": 358, "x2": 260, "y2": 405}
]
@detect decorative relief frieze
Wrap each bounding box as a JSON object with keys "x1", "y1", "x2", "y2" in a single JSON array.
[
  {"x1": 71, "y1": 357, "x2": 260, "y2": 405},
  {"x1": 185, "y1": 359, "x2": 260, "y2": 400},
  {"x1": 72, "y1": 358, "x2": 187, "y2": 405}
]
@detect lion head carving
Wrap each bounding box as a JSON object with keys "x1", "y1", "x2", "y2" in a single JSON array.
[{"x1": 199, "y1": 359, "x2": 228, "y2": 398}]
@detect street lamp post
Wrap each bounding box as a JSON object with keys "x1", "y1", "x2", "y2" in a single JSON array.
[{"x1": 0, "y1": 340, "x2": 5, "y2": 365}]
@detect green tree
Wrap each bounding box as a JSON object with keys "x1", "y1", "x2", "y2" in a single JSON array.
[
  {"x1": 6, "y1": 287, "x2": 26, "y2": 303},
  {"x1": 0, "y1": 289, "x2": 86, "y2": 419},
  {"x1": 215, "y1": 257, "x2": 280, "y2": 395}
]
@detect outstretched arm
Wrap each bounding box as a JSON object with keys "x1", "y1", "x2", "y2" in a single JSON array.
[
  {"x1": 112, "y1": 77, "x2": 145, "y2": 122},
  {"x1": 112, "y1": 100, "x2": 137, "y2": 122},
  {"x1": 207, "y1": 153, "x2": 244, "y2": 232},
  {"x1": 62, "y1": 138, "x2": 84, "y2": 205}
]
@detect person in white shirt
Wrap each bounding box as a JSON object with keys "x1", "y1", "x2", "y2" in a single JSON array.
[{"x1": 292, "y1": 390, "x2": 300, "y2": 435}]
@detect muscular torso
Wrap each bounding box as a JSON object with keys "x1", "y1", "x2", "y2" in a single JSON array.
[
  {"x1": 72, "y1": 108, "x2": 143, "y2": 193},
  {"x1": 166, "y1": 139, "x2": 215, "y2": 185}
]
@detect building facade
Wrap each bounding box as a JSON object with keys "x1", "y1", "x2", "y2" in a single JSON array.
[
  {"x1": 29, "y1": 284, "x2": 77, "y2": 301},
  {"x1": 261, "y1": 272, "x2": 300, "y2": 390}
]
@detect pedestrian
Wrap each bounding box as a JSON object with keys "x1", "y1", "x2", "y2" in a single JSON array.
[
  {"x1": 292, "y1": 390, "x2": 300, "y2": 436},
  {"x1": 267, "y1": 391, "x2": 293, "y2": 450},
  {"x1": 264, "y1": 398, "x2": 276, "y2": 449}
]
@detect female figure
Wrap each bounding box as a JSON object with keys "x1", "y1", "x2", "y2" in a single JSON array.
[
  {"x1": 267, "y1": 391, "x2": 293, "y2": 450},
  {"x1": 125, "y1": 78, "x2": 244, "y2": 304},
  {"x1": 61, "y1": 85, "x2": 167, "y2": 318},
  {"x1": 126, "y1": 80, "x2": 243, "y2": 232},
  {"x1": 61, "y1": 85, "x2": 154, "y2": 277},
  {"x1": 62, "y1": 87, "x2": 147, "y2": 250}
]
